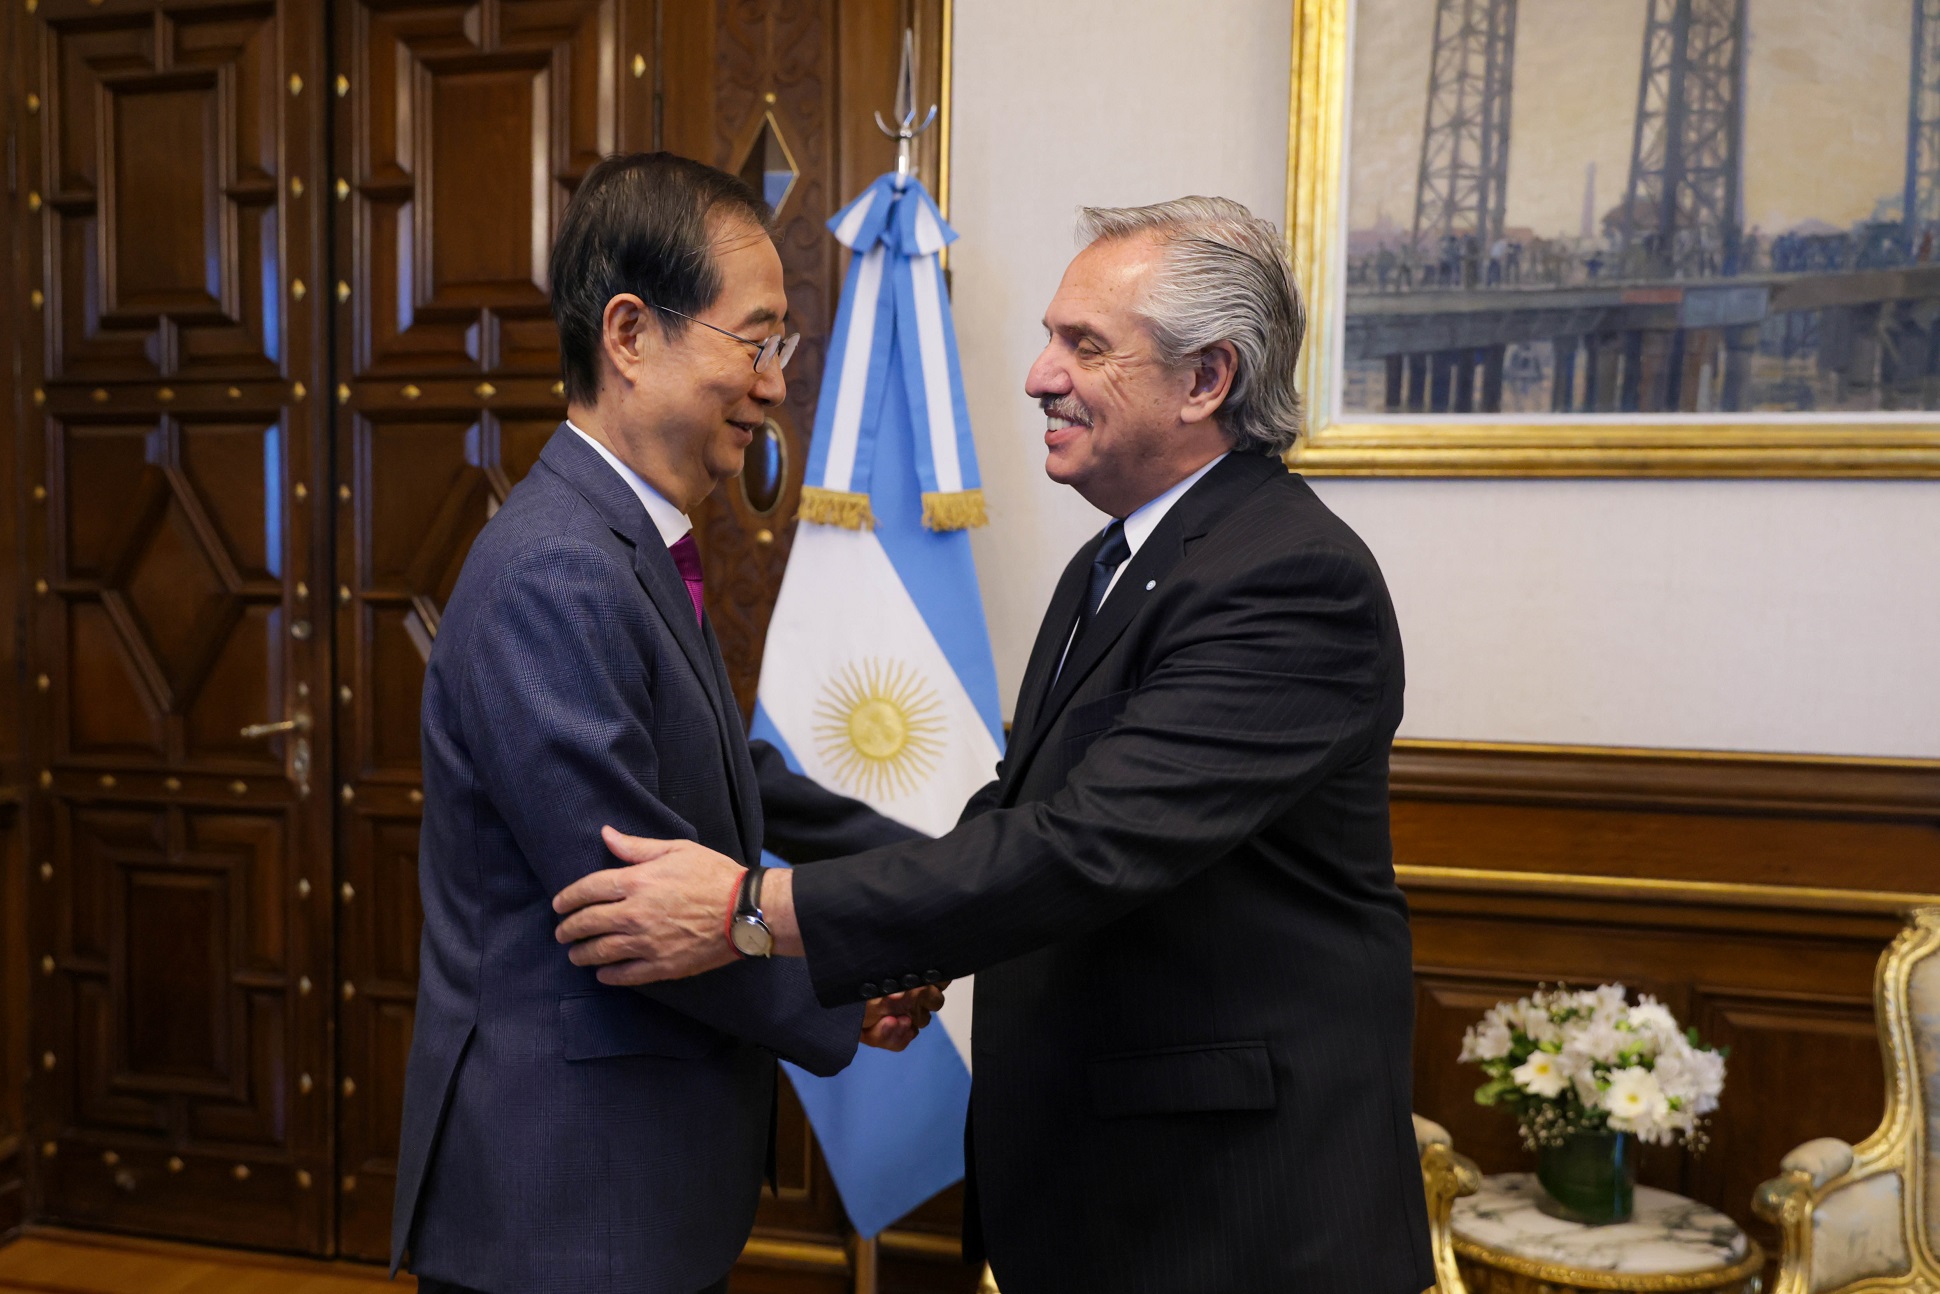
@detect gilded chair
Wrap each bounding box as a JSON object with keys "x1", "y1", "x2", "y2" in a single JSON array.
[
  {"x1": 1416, "y1": 1113, "x2": 1481, "y2": 1294},
  {"x1": 1754, "y1": 906, "x2": 1940, "y2": 1294}
]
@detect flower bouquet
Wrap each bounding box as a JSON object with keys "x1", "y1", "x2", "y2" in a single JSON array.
[{"x1": 1459, "y1": 984, "x2": 1726, "y2": 1224}]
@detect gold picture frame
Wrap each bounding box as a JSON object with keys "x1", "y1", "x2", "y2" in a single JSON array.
[{"x1": 1282, "y1": 0, "x2": 1940, "y2": 477}]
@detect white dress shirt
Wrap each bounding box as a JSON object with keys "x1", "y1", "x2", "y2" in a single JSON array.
[
  {"x1": 1099, "y1": 453, "x2": 1226, "y2": 604},
  {"x1": 568, "y1": 421, "x2": 692, "y2": 548},
  {"x1": 1057, "y1": 453, "x2": 1227, "y2": 674}
]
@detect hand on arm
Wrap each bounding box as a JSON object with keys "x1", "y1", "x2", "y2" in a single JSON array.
[
  {"x1": 466, "y1": 546, "x2": 861, "y2": 1072},
  {"x1": 552, "y1": 827, "x2": 944, "y2": 1050},
  {"x1": 552, "y1": 829, "x2": 802, "y2": 981}
]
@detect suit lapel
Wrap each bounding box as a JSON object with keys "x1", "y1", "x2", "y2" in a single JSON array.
[
  {"x1": 1009, "y1": 542, "x2": 1098, "y2": 748},
  {"x1": 537, "y1": 427, "x2": 754, "y2": 844},
  {"x1": 703, "y1": 617, "x2": 761, "y2": 863},
  {"x1": 1037, "y1": 511, "x2": 1181, "y2": 722},
  {"x1": 1002, "y1": 453, "x2": 1288, "y2": 796}
]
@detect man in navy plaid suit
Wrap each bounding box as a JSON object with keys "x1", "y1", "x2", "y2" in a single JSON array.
[{"x1": 391, "y1": 153, "x2": 934, "y2": 1294}]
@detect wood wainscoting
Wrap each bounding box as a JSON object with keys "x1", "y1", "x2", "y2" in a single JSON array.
[{"x1": 1393, "y1": 739, "x2": 1940, "y2": 1272}]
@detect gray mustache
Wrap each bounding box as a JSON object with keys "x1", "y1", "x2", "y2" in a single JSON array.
[{"x1": 1040, "y1": 396, "x2": 1092, "y2": 425}]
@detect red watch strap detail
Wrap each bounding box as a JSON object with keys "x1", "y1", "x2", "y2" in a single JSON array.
[{"x1": 725, "y1": 870, "x2": 749, "y2": 959}]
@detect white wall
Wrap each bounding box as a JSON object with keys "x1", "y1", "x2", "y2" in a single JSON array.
[{"x1": 950, "y1": 0, "x2": 1940, "y2": 760}]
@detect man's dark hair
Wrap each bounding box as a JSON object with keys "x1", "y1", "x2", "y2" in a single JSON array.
[{"x1": 549, "y1": 152, "x2": 773, "y2": 405}]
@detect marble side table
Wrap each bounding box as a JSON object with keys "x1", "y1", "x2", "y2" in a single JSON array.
[{"x1": 1450, "y1": 1173, "x2": 1765, "y2": 1294}]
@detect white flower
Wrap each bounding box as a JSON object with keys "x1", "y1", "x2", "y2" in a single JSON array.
[
  {"x1": 1461, "y1": 1019, "x2": 1515, "y2": 1062},
  {"x1": 1519, "y1": 1001, "x2": 1564, "y2": 1046},
  {"x1": 1563, "y1": 1019, "x2": 1626, "y2": 1068},
  {"x1": 1651, "y1": 1044, "x2": 1695, "y2": 1098},
  {"x1": 1673, "y1": 1044, "x2": 1725, "y2": 1113},
  {"x1": 1512, "y1": 1050, "x2": 1570, "y2": 1098},
  {"x1": 1626, "y1": 998, "x2": 1682, "y2": 1050},
  {"x1": 1602, "y1": 1066, "x2": 1672, "y2": 1141},
  {"x1": 1590, "y1": 984, "x2": 1629, "y2": 1020}
]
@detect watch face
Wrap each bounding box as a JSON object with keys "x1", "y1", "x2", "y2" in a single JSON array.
[{"x1": 731, "y1": 917, "x2": 773, "y2": 958}]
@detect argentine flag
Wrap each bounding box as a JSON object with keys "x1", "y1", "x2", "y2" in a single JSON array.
[{"x1": 751, "y1": 171, "x2": 1002, "y2": 1238}]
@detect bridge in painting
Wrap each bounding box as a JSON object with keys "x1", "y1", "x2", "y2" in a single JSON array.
[{"x1": 1346, "y1": 265, "x2": 1940, "y2": 415}]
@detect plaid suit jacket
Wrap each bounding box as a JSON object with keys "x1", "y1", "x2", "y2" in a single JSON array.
[{"x1": 393, "y1": 427, "x2": 904, "y2": 1294}]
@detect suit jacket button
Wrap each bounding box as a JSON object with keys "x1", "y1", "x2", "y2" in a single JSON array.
[
  {"x1": 924, "y1": 970, "x2": 944, "y2": 985},
  {"x1": 902, "y1": 973, "x2": 921, "y2": 989},
  {"x1": 860, "y1": 982, "x2": 879, "y2": 999}
]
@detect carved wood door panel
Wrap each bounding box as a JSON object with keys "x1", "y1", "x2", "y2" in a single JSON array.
[
  {"x1": 16, "y1": 0, "x2": 334, "y2": 1253},
  {"x1": 327, "y1": 0, "x2": 652, "y2": 1258}
]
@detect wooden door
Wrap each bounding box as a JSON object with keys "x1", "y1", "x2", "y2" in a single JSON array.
[
  {"x1": 3, "y1": 0, "x2": 29, "y2": 1240},
  {"x1": 14, "y1": 0, "x2": 335, "y2": 1253},
  {"x1": 10, "y1": 0, "x2": 973, "y2": 1275},
  {"x1": 326, "y1": 0, "x2": 656, "y2": 1260}
]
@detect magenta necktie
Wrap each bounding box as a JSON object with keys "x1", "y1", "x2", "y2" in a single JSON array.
[{"x1": 667, "y1": 534, "x2": 706, "y2": 626}]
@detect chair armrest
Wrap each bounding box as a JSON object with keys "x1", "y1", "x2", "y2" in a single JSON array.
[
  {"x1": 1781, "y1": 1137, "x2": 1855, "y2": 1189},
  {"x1": 1414, "y1": 1113, "x2": 1453, "y2": 1154},
  {"x1": 1753, "y1": 1163, "x2": 1821, "y2": 1294},
  {"x1": 1419, "y1": 1130, "x2": 1479, "y2": 1294},
  {"x1": 1756, "y1": 1146, "x2": 1910, "y2": 1294}
]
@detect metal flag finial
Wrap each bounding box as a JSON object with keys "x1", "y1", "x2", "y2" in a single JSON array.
[{"x1": 874, "y1": 27, "x2": 939, "y2": 187}]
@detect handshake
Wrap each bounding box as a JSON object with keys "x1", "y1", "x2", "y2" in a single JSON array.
[{"x1": 552, "y1": 825, "x2": 945, "y2": 1053}]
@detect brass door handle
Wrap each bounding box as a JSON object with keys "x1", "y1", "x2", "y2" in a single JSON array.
[{"x1": 241, "y1": 713, "x2": 312, "y2": 739}]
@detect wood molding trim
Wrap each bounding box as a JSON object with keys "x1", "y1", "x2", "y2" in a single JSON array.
[
  {"x1": 1392, "y1": 740, "x2": 1940, "y2": 819},
  {"x1": 739, "y1": 1235, "x2": 850, "y2": 1273},
  {"x1": 1396, "y1": 864, "x2": 1940, "y2": 915},
  {"x1": 737, "y1": 1227, "x2": 964, "y2": 1273},
  {"x1": 1389, "y1": 740, "x2": 1940, "y2": 910}
]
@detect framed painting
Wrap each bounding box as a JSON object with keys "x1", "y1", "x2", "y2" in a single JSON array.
[{"x1": 1284, "y1": 0, "x2": 1940, "y2": 474}]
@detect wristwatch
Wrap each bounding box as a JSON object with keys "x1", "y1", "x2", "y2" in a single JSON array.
[{"x1": 729, "y1": 865, "x2": 774, "y2": 958}]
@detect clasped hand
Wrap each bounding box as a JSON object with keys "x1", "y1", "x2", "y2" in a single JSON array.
[{"x1": 553, "y1": 826, "x2": 943, "y2": 1052}]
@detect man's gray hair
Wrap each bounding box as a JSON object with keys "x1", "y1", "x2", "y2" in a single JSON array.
[{"x1": 1075, "y1": 196, "x2": 1306, "y2": 454}]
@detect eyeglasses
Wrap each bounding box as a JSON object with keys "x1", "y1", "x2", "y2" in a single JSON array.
[{"x1": 657, "y1": 306, "x2": 800, "y2": 373}]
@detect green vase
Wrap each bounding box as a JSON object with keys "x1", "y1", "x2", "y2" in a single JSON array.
[{"x1": 1535, "y1": 1129, "x2": 1637, "y2": 1225}]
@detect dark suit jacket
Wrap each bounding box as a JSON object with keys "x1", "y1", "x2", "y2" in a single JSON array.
[
  {"x1": 393, "y1": 427, "x2": 913, "y2": 1294},
  {"x1": 792, "y1": 452, "x2": 1434, "y2": 1294}
]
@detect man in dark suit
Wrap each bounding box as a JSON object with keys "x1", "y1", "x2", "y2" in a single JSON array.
[
  {"x1": 393, "y1": 153, "x2": 931, "y2": 1294},
  {"x1": 553, "y1": 196, "x2": 1434, "y2": 1293}
]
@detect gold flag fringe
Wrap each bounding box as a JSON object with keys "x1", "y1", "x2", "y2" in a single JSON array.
[
  {"x1": 920, "y1": 488, "x2": 988, "y2": 532},
  {"x1": 798, "y1": 486, "x2": 876, "y2": 530}
]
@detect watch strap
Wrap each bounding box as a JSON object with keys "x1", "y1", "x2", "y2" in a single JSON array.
[
  {"x1": 724, "y1": 869, "x2": 750, "y2": 957},
  {"x1": 737, "y1": 864, "x2": 766, "y2": 921}
]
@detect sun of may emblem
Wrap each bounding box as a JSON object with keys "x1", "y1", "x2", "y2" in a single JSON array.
[{"x1": 812, "y1": 658, "x2": 945, "y2": 800}]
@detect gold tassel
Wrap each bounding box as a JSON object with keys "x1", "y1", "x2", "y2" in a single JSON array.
[
  {"x1": 797, "y1": 486, "x2": 876, "y2": 530},
  {"x1": 920, "y1": 488, "x2": 988, "y2": 531}
]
